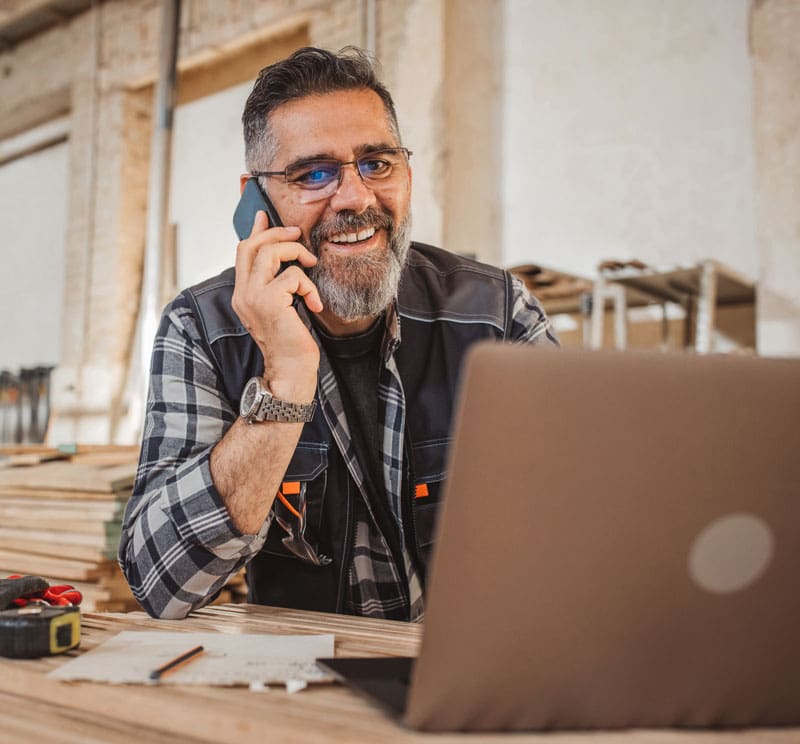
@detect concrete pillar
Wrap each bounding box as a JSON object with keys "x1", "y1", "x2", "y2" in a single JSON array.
[
  {"x1": 751, "y1": 0, "x2": 800, "y2": 355},
  {"x1": 443, "y1": 0, "x2": 504, "y2": 264}
]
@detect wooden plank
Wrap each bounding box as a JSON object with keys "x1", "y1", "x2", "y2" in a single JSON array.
[
  {"x1": 0, "y1": 487, "x2": 128, "y2": 502},
  {"x1": 0, "y1": 537, "x2": 115, "y2": 562},
  {"x1": 93, "y1": 571, "x2": 134, "y2": 591},
  {"x1": 0, "y1": 444, "x2": 136, "y2": 456},
  {"x1": 67, "y1": 451, "x2": 139, "y2": 466},
  {"x1": 0, "y1": 451, "x2": 69, "y2": 467},
  {"x1": 55, "y1": 444, "x2": 140, "y2": 456},
  {"x1": 0, "y1": 444, "x2": 61, "y2": 456},
  {"x1": 0, "y1": 499, "x2": 124, "y2": 521},
  {"x1": 0, "y1": 444, "x2": 137, "y2": 463},
  {"x1": 0, "y1": 526, "x2": 119, "y2": 548},
  {"x1": 66, "y1": 577, "x2": 140, "y2": 612},
  {"x1": 0, "y1": 519, "x2": 120, "y2": 537},
  {"x1": 0, "y1": 549, "x2": 115, "y2": 581},
  {"x1": 0, "y1": 462, "x2": 136, "y2": 493}
]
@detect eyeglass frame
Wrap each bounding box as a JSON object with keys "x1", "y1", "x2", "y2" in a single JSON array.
[{"x1": 250, "y1": 147, "x2": 413, "y2": 194}]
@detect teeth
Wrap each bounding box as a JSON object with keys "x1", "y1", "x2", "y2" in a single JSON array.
[{"x1": 329, "y1": 227, "x2": 376, "y2": 244}]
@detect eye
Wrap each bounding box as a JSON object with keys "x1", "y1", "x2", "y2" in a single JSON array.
[
  {"x1": 358, "y1": 156, "x2": 393, "y2": 178},
  {"x1": 290, "y1": 162, "x2": 339, "y2": 188}
]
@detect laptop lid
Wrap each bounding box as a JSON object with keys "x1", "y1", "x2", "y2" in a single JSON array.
[{"x1": 405, "y1": 344, "x2": 800, "y2": 731}]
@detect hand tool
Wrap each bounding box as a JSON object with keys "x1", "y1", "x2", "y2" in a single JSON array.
[{"x1": 0, "y1": 575, "x2": 81, "y2": 658}]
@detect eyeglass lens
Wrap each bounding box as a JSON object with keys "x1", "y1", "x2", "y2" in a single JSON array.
[{"x1": 288, "y1": 149, "x2": 409, "y2": 204}]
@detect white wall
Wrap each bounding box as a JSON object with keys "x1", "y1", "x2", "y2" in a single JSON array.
[
  {"x1": 169, "y1": 81, "x2": 252, "y2": 291},
  {"x1": 501, "y1": 0, "x2": 756, "y2": 280},
  {"x1": 0, "y1": 141, "x2": 68, "y2": 368}
]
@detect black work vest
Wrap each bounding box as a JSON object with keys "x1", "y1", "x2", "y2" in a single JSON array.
[{"x1": 184, "y1": 242, "x2": 515, "y2": 613}]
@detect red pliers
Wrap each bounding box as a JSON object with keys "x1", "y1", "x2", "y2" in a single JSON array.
[{"x1": 6, "y1": 575, "x2": 82, "y2": 607}]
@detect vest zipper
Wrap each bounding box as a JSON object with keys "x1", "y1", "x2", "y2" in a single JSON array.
[
  {"x1": 335, "y1": 478, "x2": 355, "y2": 613},
  {"x1": 403, "y1": 430, "x2": 425, "y2": 591}
]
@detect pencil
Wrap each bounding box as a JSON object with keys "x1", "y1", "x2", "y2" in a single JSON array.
[{"x1": 149, "y1": 644, "x2": 205, "y2": 681}]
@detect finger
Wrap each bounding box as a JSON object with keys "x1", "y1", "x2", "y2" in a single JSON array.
[
  {"x1": 250, "y1": 213, "x2": 304, "y2": 243},
  {"x1": 235, "y1": 210, "x2": 268, "y2": 280},
  {"x1": 297, "y1": 279, "x2": 324, "y2": 314},
  {"x1": 249, "y1": 209, "x2": 268, "y2": 237},
  {"x1": 236, "y1": 223, "x2": 301, "y2": 280},
  {"x1": 276, "y1": 266, "x2": 324, "y2": 313},
  {"x1": 250, "y1": 241, "x2": 317, "y2": 284}
]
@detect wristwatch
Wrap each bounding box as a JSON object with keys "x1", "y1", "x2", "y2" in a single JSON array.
[{"x1": 239, "y1": 376, "x2": 317, "y2": 424}]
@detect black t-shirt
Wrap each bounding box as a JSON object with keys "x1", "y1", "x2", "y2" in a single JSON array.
[{"x1": 316, "y1": 318, "x2": 402, "y2": 548}]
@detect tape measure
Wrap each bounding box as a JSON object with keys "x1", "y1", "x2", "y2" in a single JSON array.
[{"x1": 0, "y1": 605, "x2": 81, "y2": 658}]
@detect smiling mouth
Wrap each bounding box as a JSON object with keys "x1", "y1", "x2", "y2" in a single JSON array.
[{"x1": 327, "y1": 226, "x2": 377, "y2": 245}]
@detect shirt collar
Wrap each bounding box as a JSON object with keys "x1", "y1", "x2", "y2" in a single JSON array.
[{"x1": 296, "y1": 298, "x2": 402, "y2": 364}]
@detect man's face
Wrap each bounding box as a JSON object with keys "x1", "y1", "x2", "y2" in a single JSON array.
[{"x1": 261, "y1": 88, "x2": 412, "y2": 322}]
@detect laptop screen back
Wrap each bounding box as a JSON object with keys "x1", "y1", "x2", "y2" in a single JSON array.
[{"x1": 405, "y1": 345, "x2": 800, "y2": 731}]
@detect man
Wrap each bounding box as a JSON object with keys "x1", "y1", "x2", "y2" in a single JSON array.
[{"x1": 119, "y1": 46, "x2": 557, "y2": 621}]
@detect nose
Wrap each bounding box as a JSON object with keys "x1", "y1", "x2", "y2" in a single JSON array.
[{"x1": 328, "y1": 162, "x2": 377, "y2": 213}]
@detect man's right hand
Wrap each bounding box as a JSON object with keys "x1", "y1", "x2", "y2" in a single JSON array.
[{"x1": 231, "y1": 210, "x2": 323, "y2": 403}]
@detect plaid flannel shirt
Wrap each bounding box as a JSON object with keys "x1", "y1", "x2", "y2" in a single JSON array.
[{"x1": 118, "y1": 275, "x2": 556, "y2": 619}]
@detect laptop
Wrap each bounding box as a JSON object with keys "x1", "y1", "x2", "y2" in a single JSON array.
[{"x1": 318, "y1": 344, "x2": 800, "y2": 732}]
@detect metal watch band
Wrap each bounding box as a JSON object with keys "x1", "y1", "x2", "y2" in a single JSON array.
[
  {"x1": 240, "y1": 376, "x2": 316, "y2": 424},
  {"x1": 254, "y1": 391, "x2": 317, "y2": 423}
]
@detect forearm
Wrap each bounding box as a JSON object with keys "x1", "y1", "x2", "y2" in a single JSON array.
[
  {"x1": 119, "y1": 449, "x2": 268, "y2": 619},
  {"x1": 117, "y1": 296, "x2": 291, "y2": 618},
  {"x1": 121, "y1": 394, "x2": 311, "y2": 618},
  {"x1": 210, "y1": 414, "x2": 307, "y2": 534}
]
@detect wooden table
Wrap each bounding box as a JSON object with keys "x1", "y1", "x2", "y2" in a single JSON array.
[
  {"x1": 589, "y1": 260, "x2": 755, "y2": 352},
  {"x1": 0, "y1": 603, "x2": 796, "y2": 744}
]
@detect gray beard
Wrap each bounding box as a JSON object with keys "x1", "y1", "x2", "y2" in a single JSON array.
[{"x1": 307, "y1": 208, "x2": 412, "y2": 322}]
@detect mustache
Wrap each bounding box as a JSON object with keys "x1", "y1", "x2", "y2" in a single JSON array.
[{"x1": 308, "y1": 207, "x2": 393, "y2": 250}]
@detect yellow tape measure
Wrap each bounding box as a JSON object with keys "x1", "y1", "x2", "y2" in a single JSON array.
[{"x1": 0, "y1": 605, "x2": 81, "y2": 658}]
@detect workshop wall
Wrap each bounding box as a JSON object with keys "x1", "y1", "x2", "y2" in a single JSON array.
[
  {"x1": 500, "y1": 0, "x2": 757, "y2": 280},
  {"x1": 0, "y1": 0, "x2": 443, "y2": 444},
  {"x1": 0, "y1": 0, "x2": 797, "y2": 444}
]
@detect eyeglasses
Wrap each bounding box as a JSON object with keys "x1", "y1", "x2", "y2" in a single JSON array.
[{"x1": 251, "y1": 147, "x2": 412, "y2": 204}]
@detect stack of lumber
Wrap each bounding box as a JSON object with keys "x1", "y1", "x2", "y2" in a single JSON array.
[{"x1": 0, "y1": 446, "x2": 141, "y2": 612}]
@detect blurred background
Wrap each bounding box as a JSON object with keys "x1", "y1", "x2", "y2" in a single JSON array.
[{"x1": 1, "y1": 0, "x2": 798, "y2": 445}]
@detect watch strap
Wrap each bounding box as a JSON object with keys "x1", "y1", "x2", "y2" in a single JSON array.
[{"x1": 254, "y1": 390, "x2": 317, "y2": 423}]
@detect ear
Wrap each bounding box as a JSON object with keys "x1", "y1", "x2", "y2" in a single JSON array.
[{"x1": 239, "y1": 174, "x2": 251, "y2": 194}]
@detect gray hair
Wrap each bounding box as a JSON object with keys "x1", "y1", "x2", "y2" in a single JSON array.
[{"x1": 242, "y1": 46, "x2": 401, "y2": 171}]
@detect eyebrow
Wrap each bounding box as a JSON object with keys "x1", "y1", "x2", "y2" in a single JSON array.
[{"x1": 284, "y1": 142, "x2": 400, "y2": 170}]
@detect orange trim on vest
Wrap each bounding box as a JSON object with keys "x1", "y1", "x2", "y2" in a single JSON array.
[
  {"x1": 276, "y1": 489, "x2": 302, "y2": 519},
  {"x1": 282, "y1": 481, "x2": 301, "y2": 495},
  {"x1": 415, "y1": 483, "x2": 429, "y2": 499}
]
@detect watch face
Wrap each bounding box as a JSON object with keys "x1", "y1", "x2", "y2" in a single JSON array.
[{"x1": 240, "y1": 378, "x2": 260, "y2": 417}]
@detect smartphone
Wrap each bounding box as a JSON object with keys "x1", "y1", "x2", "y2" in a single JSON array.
[
  {"x1": 233, "y1": 178, "x2": 303, "y2": 283},
  {"x1": 233, "y1": 177, "x2": 283, "y2": 239}
]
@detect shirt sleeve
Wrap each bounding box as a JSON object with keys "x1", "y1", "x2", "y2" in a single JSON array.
[
  {"x1": 118, "y1": 293, "x2": 271, "y2": 619},
  {"x1": 508, "y1": 275, "x2": 560, "y2": 346}
]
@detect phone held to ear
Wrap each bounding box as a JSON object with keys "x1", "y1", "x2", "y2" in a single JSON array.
[
  {"x1": 233, "y1": 177, "x2": 302, "y2": 279},
  {"x1": 233, "y1": 177, "x2": 284, "y2": 238}
]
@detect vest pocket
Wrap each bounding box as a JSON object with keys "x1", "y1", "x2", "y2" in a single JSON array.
[
  {"x1": 410, "y1": 438, "x2": 451, "y2": 554},
  {"x1": 261, "y1": 443, "x2": 328, "y2": 564}
]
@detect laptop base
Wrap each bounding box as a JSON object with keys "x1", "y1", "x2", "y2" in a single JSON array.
[{"x1": 316, "y1": 656, "x2": 414, "y2": 716}]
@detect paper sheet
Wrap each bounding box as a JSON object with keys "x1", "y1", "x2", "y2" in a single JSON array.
[{"x1": 49, "y1": 631, "x2": 335, "y2": 687}]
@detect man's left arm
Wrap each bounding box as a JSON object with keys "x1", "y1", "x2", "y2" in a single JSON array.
[{"x1": 508, "y1": 276, "x2": 560, "y2": 346}]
